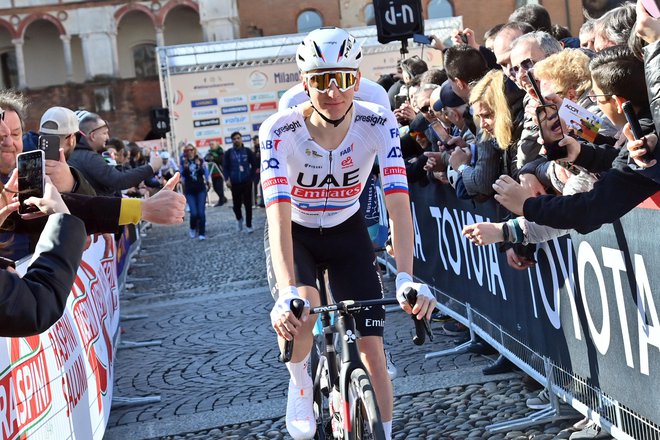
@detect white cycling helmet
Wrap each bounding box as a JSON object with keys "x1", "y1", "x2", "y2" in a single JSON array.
[{"x1": 296, "y1": 27, "x2": 362, "y2": 72}]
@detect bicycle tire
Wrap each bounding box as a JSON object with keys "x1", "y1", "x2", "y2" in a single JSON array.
[
  {"x1": 348, "y1": 368, "x2": 385, "y2": 440},
  {"x1": 311, "y1": 336, "x2": 332, "y2": 439}
]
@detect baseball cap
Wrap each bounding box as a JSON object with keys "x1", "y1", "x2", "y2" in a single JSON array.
[
  {"x1": 40, "y1": 107, "x2": 79, "y2": 136},
  {"x1": 433, "y1": 81, "x2": 466, "y2": 112}
]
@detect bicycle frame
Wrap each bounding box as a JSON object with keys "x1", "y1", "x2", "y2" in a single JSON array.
[{"x1": 312, "y1": 266, "x2": 398, "y2": 438}]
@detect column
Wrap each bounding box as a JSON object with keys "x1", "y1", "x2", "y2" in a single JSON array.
[
  {"x1": 108, "y1": 31, "x2": 119, "y2": 76},
  {"x1": 156, "y1": 27, "x2": 165, "y2": 47},
  {"x1": 11, "y1": 39, "x2": 26, "y2": 90},
  {"x1": 60, "y1": 34, "x2": 74, "y2": 83}
]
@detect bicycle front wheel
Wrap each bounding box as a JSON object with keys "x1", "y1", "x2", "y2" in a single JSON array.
[{"x1": 348, "y1": 368, "x2": 385, "y2": 440}]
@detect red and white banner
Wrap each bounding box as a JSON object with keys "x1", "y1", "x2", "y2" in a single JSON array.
[{"x1": 0, "y1": 238, "x2": 120, "y2": 440}]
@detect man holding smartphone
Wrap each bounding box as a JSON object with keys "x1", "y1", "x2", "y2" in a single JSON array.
[
  {"x1": 69, "y1": 111, "x2": 163, "y2": 196},
  {"x1": 38, "y1": 107, "x2": 95, "y2": 196}
]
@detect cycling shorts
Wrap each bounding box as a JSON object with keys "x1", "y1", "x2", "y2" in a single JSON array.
[{"x1": 265, "y1": 212, "x2": 386, "y2": 337}]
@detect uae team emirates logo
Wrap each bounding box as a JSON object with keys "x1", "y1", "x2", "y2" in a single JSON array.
[{"x1": 0, "y1": 336, "x2": 53, "y2": 440}]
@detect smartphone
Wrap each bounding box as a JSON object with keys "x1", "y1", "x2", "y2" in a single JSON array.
[
  {"x1": 536, "y1": 104, "x2": 567, "y2": 161},
  {"x1": 0, "y1": 256, "x2": 16, "y2": 270},
  {"x1": 394, "y1": 94, "x2": 408, "y2": 108},
  {"x1": 642, "y1": 0, "x2": 660, "y2": 18},
  {"x1": 17, "y1": 150, "x2": 45, "y2": 215},
  {"x1": 413, "y1": 34, "x2": 432, "y2": 45},
  {"x1": 622, "y1": 101, "x2": 654, "y2": 162},
  {"x1": 430, "y1": 121, "x2": 452, "y2": 149},
  {"x1": 38, "y1": 134, "x2": 60, "y2": 161},
  {"x1": 526, "y1": 70, "x2": 546, "y2": 105}
]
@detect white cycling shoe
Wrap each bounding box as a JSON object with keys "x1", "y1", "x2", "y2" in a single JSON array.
[{"x1": 286, "y1": 380, "x2": 316, "y2": 439}]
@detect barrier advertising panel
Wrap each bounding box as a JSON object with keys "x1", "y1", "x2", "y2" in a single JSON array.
[
  {"x1": 409, "y1": 182, "x2": 660, "y2": 426},
  {"x1": 0, "y1": 238, "x2": 120, "y2": 440}
]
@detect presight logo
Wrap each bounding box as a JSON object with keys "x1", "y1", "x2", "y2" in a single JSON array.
[
  {"x1": 274, "y1": 120, "x2": 302, "y2": 136},
  {"x1": 355, "y1": 114, "x2": 387, "y2": 126}
]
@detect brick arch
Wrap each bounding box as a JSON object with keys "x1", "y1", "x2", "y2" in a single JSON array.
[
  {"x1": 115, "y1": 3, "x2": 158, "y2": 28},
  {"x1": 156, "y1": 0, "x2": 200, "y2": 28},
  {"x1": 18, "y1": 13, "x2": 66, "y2": 39},
  {"x1": 0, "y1": 18, "x2": 16, "y2": 39}
]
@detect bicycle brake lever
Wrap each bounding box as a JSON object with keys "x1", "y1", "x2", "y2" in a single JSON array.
[
  {"x1": 279, "y1": 298, "x2": 306, "y2": 363},
  {"x1": 405, "y1": 287, "x2": 433, "y2": 345}
]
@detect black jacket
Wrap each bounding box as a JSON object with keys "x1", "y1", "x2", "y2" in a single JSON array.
[
  {"x1": 523, "y1": 111, "x2": 660, "y2": 234},
  {"x1": 645, "y1": 41, "x2": 660, "y2": 135},
  {"x1": 0, "y1": 214, "x2": 86, "y2": 337},
  {"x1": 68, "y1": 139, "x2": 155, "y2": 196}
]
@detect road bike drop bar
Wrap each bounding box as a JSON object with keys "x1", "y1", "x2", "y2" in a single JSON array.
[{"x1": 278, "y1": 288, "x2": 434, "y2": 363}]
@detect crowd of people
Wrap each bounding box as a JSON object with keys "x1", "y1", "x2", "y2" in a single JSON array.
[
  {"x1": 363, "y1": 1, "x2": 657, "y2": 438},
  {"x1": 0, "y1": 92, "x2": 186, "y2": 336}
]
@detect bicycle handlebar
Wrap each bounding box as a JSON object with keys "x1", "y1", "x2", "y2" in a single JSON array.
[
  {"x1": 279, "y1": 298, "x2": 305, "y2": 363},
  {"x1": 404, "y1": 287, "x2": 434, "y2": 345},
  {"x1": 304, "y1": 289, "x2": 433, "y2": 346}
]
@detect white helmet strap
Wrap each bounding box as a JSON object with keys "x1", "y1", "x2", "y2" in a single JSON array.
[{"x1": 310, "y1": 101, "x2": 354, "y2": 128}]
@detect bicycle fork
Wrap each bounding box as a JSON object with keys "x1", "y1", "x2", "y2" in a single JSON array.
[{"x1": 336, "y1": 313, "x2": 367, "y2": 438}]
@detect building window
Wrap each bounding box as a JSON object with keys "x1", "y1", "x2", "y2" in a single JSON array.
[
  {"x1": 94, "y1": 86, "x2": 115, "y2": 112},
  {"x1": 364, "y1": 4, "x2": 376, "y2": 25},
  {"x1": 133, "y1": 43, "x2": 157, "y2": 78},
  {"x1": 427, "y1": 0, "x2": 454, "y2": 18},
  {"x1": 297, "y1": 10, "x2": 323, "y2": 34},
  {"x1": 0, "y1": 50, "x2": 17, "y2": 89}
]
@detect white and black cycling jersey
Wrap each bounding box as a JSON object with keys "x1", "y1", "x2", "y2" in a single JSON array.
[{"x1": 258, "y1": 101, "x2": 408, "y2": 229}]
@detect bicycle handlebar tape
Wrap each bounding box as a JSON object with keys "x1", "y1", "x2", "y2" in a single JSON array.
[
  {"x1": 279, "y1": 298, "x2": 306, "y2": 363},
  {"x1": 405, "y1": 287, "x2": 432, "y2": 345}
]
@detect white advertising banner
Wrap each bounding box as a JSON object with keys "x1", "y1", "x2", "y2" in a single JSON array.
[
  {"x1": 0, "y1": 239, "x2": 120, "y2": 440},
  {"x1": 167, "y1": 46, "x2": 443, "y2": 151}
]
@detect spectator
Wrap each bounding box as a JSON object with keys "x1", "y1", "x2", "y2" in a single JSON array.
[
  {"x1": 593, "y1": 2, "x2": 636, "y2": 52},
  {"x1": 533, "y1": 48, "x2": 618, "y2": 138},
  {"x1": 493, "y1": 22, "x2": 535, "y2": 84},
  {"x1": 483, "y1": 23, "x2": 505, "y2": 51},
  {"x1": 68, "y1": 112, "x2": 162, "y2": 196},
  {"x1": 494, "y1": 46, "x2": 660, "y2": 233},
  {"x1": 207, "y1": 140, "x2": 226, "y2": 206},
  {"x1": 0, "y1": 91, "x2": 27, "y2": 182},
  {"x1": 509, "y1": 31, "x2": 563, "y2": 99},
  {"x1": 391, "y1": 56, "x2": 428, "y2": 110},
  {"x1": 181, "y1": 144, "x2": 209, "y2": 240},
  {"x1": 224, "y1": 131, "x2": 257, "y2": 233},
  {"x1": 508, "y1": 3, "x2": 552, "y2": 32},
  {"x1": 580, "y1": 19, "x2": 597, "y2": 51},
  {"x1": 252, "y1": 135, "x2": 264, "y2": 207},
  {"x1": 0, "y1": 173, "x2": 86, "y2": 337}
]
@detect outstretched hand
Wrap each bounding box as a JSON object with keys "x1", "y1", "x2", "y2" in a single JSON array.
[
  {"x1": 493, "y1": 175, "x2": 531, "y2": 215},
  {"x1": 141, "y1": 172, "x2": 186, "y2": 224},
  {"x1": 462, "y1": 222, "x2": 504, "y2": 246}
]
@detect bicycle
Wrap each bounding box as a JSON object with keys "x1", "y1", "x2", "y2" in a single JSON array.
[{"x1": 280, "y1": 267, "x2": 433, "y2": 440}]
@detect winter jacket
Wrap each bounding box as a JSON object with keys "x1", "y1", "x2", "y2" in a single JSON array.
[
  {"x1": 224, "y1": 146, "x2": 256, "y2": 185},
  {"x1": 0, "y1": 214, "x2": 86, "y2": 337},
  {"x1": 181, "y1": 155, "x2": 209, "y2": 194},
  {"x1": 68, "y1": 139, "x2": 155, "y2": 196}
]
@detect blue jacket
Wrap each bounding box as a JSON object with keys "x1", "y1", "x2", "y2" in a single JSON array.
[{"x1": 224, "y1": 146, "x2": 256, "y2": 184}]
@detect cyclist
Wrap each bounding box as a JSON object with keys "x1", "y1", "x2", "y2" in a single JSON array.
[{"x1": 260, "y1": 27, "x2": 436, "y2": 439}]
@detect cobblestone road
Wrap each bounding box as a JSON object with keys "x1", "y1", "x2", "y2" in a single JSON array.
[{"x1": 103, "y1": 201, "x2": 599, "y2": 440}]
